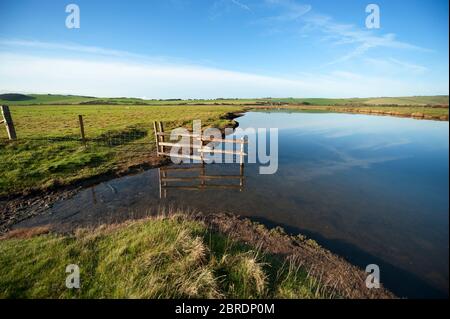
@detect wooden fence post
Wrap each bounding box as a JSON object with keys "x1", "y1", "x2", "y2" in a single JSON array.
[
  {"x1": 153, "y1": 121, "x2": 159, "y2": 156},
  {"x1": 153, "y1": 121, "x2": 165, "y2": 155},
  {"x1": 153, "y1": 121, "x2": 160, "y2": 155},
  {"x1": 78, "y1": 115, "x2": 86, "y2": 145},
  {"x1": 158, "y1": 121, "x2": 165, "y2": 154},
  {"x1": 1, "y1": 105, "x2": 17, "y2": 140}
]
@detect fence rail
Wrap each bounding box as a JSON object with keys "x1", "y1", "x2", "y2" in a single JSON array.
[{"x1": 153, "y1": 121, "x2": 247, "y2": 165}]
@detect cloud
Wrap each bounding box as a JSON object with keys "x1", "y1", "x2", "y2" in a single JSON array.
[
  {"x1": 329, "y1": 71, "x2": 363, "y2": 80},
  {"x1": 0, "y1": 40, "x2": 447, "y2": 98},
  {"x1": 230, "y1": 0, "x2": 252, "y2": 12},
  {"x1": 209, "y1": 0, "x2": 252, "y2": 20},
  {"x1": 300, "y1": 13, "x2": 431, "y2": 65},
  {"x1": 352, "y1": 138, "x2": 411, "y2": 151},
  {"x1": 364, "y1": 57, "x2": 428, "y2": 75},
  {"x1": 262, "y1": 0, "x2": 311, "y2": 22},
  {"x1": 0, "y1": 39, "x2": 178, "y2": 64},
  {"x1": 0, "y1": 52, "x2": 306, "y2": 98},
  {"x1": 293, "y1": 152, "x2": 407, "y2": 182},
  {"x1": 0, "y1": 39, "x2": 140, "y2": 58},
  {"x1": 249, "y1": 1, "x2": 430, "y2": 65}
]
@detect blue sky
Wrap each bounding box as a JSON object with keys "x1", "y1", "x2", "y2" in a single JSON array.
[{"x1": 0, "y1": 0, "x2": 448, "y2": 98}]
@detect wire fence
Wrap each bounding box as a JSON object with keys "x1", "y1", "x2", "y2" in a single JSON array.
[{"x1": 0, "y1": 115, "x2": 155, "y2": 154}]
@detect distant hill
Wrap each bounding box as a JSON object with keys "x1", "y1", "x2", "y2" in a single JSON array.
[
  {"x1": 0, "y1": 94, "x2": 98, "y2": 105},
  {"x1": 363, "y1": 96, "x2": 449, "y2": 106},
  {"x1": 0, "y1": 93, "x2": 448, "y2": 107},
  {"x1": 0, "y1": 93, "x2": 35, "y2": 101}
]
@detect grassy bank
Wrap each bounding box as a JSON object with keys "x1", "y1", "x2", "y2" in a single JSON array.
[
  {"x1": 252, "y1": 104, "x2": 449, "y2": 120},
  {"x1": 0, "y1": 215, "x2": 331, "y2": 299},
  {"x1": 0, "y1": 104, "x2": 241, "y2": 197}
]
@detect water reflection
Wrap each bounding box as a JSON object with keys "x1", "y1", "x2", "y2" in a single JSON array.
[{"x1": 158, "y1": 164, "x2": 245, "y2": 198}]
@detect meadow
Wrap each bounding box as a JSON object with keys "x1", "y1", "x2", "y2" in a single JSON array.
[{"x1": 1, "y1": 93, "x2": 448, "y2": 107}]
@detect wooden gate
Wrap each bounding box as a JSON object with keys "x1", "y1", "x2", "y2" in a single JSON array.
[{"x1": 153, "y1": 121, "x2": 247, "y2": 166}]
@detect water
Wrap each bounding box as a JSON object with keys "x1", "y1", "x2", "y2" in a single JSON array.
[{"x1": 16, "y1": 111, "x2": 449, "y2": 298}]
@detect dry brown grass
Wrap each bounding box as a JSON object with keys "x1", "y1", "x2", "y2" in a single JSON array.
[{"x1": 0, "y1": 225, "x2": 51, "y2": 240}]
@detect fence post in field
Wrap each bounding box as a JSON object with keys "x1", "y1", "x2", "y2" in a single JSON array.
[
  {"x1": 78, "y1": 115, "x2": 86, "y2": 146},
  {"x1": 1, "y1": 105, "x2": 17, "y2": 140},
  {"x1": 158, "y1": 121, "x2": 165, "y2": 154},
  {"x1": 153, "y1": 121, "x2": 159, "y2": 155}
]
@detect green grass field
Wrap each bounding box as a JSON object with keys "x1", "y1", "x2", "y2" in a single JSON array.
[
  {"x1": 0, "y1": 93, "x2": 260, "y2": 106},
  {"x1": 1, "y1": 93, "x2": 448, "y2": 107},
  {"x1": 362, "y1": 96, "x2": 449, "y2": 106},
  {"x1": 0, "y1": 215, "x2": 329, "y2": 299},
  {"x1": 0, "y1": 104, "x2": 241, "y2": 138}
]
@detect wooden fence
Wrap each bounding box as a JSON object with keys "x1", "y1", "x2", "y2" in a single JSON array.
[
  {"x1": 153, "y1": 121, "x2": 247, "y2": 165},
  {"x1": 1, "y1": 105, "x2": 16, "y2": 140}
]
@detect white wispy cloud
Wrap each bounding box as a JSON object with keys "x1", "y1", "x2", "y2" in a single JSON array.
[
  {"x1": 209, "y1": 0, "x2": 253, "y2": 20},
  {"x1": 294, "y1": 152, "x2": 407, "y2": 182},
  {"x1": 0, "y1": 40, "x2": 446, "y2": 98},
  {"x1": 0, "y1": 39, "x2": 140, "y2": 58},
  {"x1": 250, "y1": 1, "x2": 431, "y2": 66},
  {"x1": 262, "y1": 0, "x2": 311, "y2": 22},
  {"x1": 364, "y1": 57, "x2": 429, "y2": 74},
  {"x1": 0, "y1": 39, "x2": 182, "y2": 64},
  {"x1": 300, "y1": 13, "x2": 431, "y2": 65},
  {"x1": 352, "y1": 138, "x2": 412, "y2": 151},
  {"x1": 230, "y1": 0, "x2": 252, "y2": 12}
]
